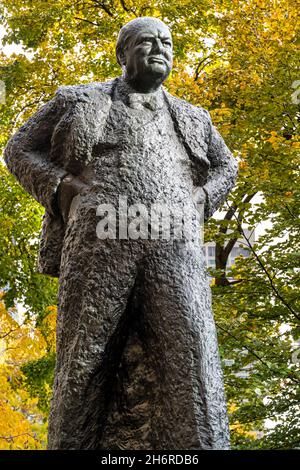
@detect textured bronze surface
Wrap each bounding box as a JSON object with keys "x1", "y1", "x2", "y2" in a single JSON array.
[{"x1": 4, "y1": 17, "x2": 238, "y2": 450}]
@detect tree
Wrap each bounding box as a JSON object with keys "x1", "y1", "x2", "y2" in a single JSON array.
[
  {"x1": 0, "y1": 297, "x2": 56, "y2": 449},
  {"x1": 0, "y1": 0, "x2": 299, "y2": 449}
]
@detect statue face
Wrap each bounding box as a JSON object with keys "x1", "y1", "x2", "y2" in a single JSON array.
[{"x1": 123, "y1": 22, "x2": 173, "y2": 87}]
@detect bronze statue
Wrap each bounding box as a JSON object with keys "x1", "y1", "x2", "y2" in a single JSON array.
[{"x1": 4, "y1": 17, "x2": 238, "y2": 450}]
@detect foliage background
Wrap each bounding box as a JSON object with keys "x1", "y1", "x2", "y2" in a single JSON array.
[{"x1": 0, "y1": 0, "x2": 299, "y2": 449}]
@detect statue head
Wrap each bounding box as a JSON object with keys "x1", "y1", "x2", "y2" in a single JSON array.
[{"x1": 116, "y1": 17, "x2": 173, "y2": 92}]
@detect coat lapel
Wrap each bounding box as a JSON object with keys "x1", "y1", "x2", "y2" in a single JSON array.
[{"x1": 163, "y1": 90, "x2": 211, "y2": 171}]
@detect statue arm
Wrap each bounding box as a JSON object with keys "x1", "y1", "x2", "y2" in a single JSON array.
[
  {"x1": 202, "y1": 111, "x2": 239, "y2": 221},
  {"x1": 3, "y1": 89, "x2": 70, "y2": 216}
]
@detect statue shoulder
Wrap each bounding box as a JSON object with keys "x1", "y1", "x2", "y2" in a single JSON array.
[
  {"x1": 54, "y1": 79, "x2": 116, "y2": 105},
  {"x1": 163, "y1": 89, "x2": 211, "y2": 123}
]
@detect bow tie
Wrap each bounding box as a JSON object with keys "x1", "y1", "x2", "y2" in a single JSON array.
[{"x1": 127, "y1": 92, "x2": 165, "y2": 111}]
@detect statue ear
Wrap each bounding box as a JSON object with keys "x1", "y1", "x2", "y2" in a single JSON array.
[{"x1": 117, "y1": 48, "x2": 126, "y2": 67}]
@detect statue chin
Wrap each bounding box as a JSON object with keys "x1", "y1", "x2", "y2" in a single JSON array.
[
  {"x1": 125, "y1": 63, "x2": 171, "y2": 90},
  {"x1": 138, "y1": 70, "x2": 171, "y2": 90},
  {"x1": 147, "y1": 61, "x2": 171, "y2": 76}
]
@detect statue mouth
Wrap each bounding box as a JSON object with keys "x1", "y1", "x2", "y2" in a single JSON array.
[{"x1": 148, "y1": 57, "x2": 166, "y2": 64}]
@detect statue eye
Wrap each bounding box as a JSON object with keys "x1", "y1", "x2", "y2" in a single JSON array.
[{"x1": 139, "y1": 37, "x2": 152, "y2": 43}]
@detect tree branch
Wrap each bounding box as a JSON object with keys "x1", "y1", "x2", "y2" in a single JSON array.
[
  {"x1": 233, "y1": 216, "x2": 300, "y2": 322},
  {"x1": 89, "y1": 0, "x2": 116, "y2": 17},
  {"x1": 194, "y1": 57, "x2": 211, "y2": 81},
  {"x1": 216, "y1": 322, "x2": 300, "y2": 385},
  {"x1": 74, "y1": 16, "x2": 101, "y2": 27}
]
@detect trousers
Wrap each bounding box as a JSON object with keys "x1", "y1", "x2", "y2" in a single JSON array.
[{"x1": 47, "y1": 196, "x2": 229, "y2": 449}]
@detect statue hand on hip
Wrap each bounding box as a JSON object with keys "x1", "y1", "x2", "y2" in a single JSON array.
[{"x1": 57, "y1": 174, "x2": 89, "y2": 224}]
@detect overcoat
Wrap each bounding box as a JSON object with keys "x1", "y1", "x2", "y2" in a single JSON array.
[
  {"x1": 4, "y1": 78, "x2": 238, "y2": 449},
  {"x1": 4, "y1": 77, "x2": 238, "y2": 277}
]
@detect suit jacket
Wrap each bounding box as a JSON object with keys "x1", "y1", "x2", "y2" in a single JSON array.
[{"x1": 4, "y1": 77, "x2": 238, "y2": 277}]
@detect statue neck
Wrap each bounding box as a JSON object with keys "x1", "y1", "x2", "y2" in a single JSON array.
[
  {"x1": 117, "y1": 75, "x2": 164, "y2": 98},
  {"x1": 122, "y1": 71, "x2": 163, "y2": 94}
]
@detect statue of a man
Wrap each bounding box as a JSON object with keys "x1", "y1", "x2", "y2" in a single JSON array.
[{"x1": 4, "y1": 17, "x2": 238, "y2": 450}]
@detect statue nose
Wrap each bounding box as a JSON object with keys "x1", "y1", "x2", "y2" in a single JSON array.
[{"x1": 152, "y1": 39, "x2": 164, "y2": 53}]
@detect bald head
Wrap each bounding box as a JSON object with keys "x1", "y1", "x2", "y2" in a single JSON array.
[
  {"x1": 116, "y1": 17, "x2": 173, "y2": 92},
  {"x1": 116, "y1": 17, "x2": 171, "y2": 66}
]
